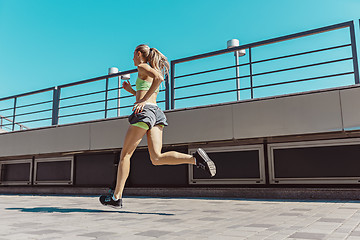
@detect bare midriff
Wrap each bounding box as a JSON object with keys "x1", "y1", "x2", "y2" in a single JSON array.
[{"x1": 136, "y1": 90, "x2": 158, "y2": 104}]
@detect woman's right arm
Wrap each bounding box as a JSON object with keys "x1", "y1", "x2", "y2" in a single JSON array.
[{"x1": 122, "y1": 80, "x2": 136, "y2": 96}]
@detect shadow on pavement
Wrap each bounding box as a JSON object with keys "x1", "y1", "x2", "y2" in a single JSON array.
[{"x1": 6, "y1": 207, "x2": 174, "y2": 216}]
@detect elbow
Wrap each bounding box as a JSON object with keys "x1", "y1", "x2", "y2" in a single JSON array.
[{"x1": 156, "y1": 75, "x2": 164, "y2": 83}]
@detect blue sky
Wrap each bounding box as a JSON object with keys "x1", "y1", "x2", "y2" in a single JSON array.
[
  {"x1": 1, "y1": 0, "x2": 359, "y2": 97},
  {"x1": 0, "y1": 0, "x2": 360, "y2": 129}
]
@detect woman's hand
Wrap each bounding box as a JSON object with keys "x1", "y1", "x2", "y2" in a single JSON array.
[
  {"x1": 133, "y1": 99, "x2": 147, "y2": 114},
  {"x1": 122, "y1": 80, "x2": 133, "y2": 93}
]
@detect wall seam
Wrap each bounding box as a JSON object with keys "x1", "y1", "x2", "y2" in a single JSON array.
[
  {"x1": 338, "y1": 90, "x2": 345, "y2": 132},
  {"x1": 89, "y1": 125, "x2": 92, "y2": 151},
  {"x1": 231, "y1": 105, "x2": 235, "y2": 140}
]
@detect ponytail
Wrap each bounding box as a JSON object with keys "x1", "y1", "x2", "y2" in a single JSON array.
[{"x1": 135, "y1": 44, "x2": 170, "y2": 77}]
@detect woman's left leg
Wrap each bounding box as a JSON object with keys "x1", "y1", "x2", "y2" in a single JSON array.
[{"x1": 147, "y1": 125, "x2": 196, "y2": 165}]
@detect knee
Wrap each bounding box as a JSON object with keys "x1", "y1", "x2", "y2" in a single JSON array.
[
  {"x1": 150, "y1": 154, "x2": 162, "y2": 166},
  {"x1": 119, "y1": 156, "x2": 131, "y2": 165}
]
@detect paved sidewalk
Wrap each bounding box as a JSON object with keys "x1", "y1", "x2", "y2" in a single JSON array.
[{"x1": 1, "y1": 195, "x2": 360, "y2": 239}]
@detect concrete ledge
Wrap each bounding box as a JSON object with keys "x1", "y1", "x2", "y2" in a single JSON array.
[{"x1": 1, "y1": 187, "x2": 360, "y2": 200}]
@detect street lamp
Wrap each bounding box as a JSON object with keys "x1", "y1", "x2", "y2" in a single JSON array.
[
  {"x1": 227, "y1": 39, "x2": 246, "y2": 101},
  {"x1": 108, "y1": 67, "x2": 130, "y2": 117}
]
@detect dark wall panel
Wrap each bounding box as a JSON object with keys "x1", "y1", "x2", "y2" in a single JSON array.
[
  {"x1": 36, "y1": 161, "x2": 71, "y2": 181},
  {"x1": 1, "y1": 163, "x2": 30, "y2": 182},
  {"x1": 274, "y1": 145, "x2": 360, "y2": 178},
  {"x1": 193, "y1": 150, "x2": 260, "y2": 179},
  {"x1": 129, "y1": 147, "x2": 189, "y2": 186},
  {"x1": 75, "y1": 153, "x2": 116, "y2": 186}
]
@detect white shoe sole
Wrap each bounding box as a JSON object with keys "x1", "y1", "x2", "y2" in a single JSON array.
[{"x1": 197, "y1": 148, "x2": 216, "y2": 177}]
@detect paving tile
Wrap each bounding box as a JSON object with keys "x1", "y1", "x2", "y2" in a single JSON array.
[
  {"x1": 317, "y1": 217, "x2": 345, "y2": 223},
  {"x1": 135, "y1": 230, "x2": 172, "y2": 237},
  {"x1": 154, "y1": 218, "x2": 182, "y2": 222},
  {"x1": 347, "y1": 237, "x2": 360, "y2": 240},
  {"x1": 197, "y1": 217, "x2": 225, "y2": 221},
  {"x1": 2, "y1": 195, "x2": 360, "y2": 239},
  {"x1": 279, "y1": 213, "x2": 303, "y2": 216},
  {"x1": 78, "y1": 231, "x2": 118, "y2": 238},
  {"x1": 289, "y1": 232, "x2": 327, "y2": 239},
  {"x1": 235, "y1": 208, "x2": 256, "y2": 212},
  {"x1": 291, "y1": 208, "x2": 313, "y2": 211},
  {"x1": 245, "y1": 224, "x2": 275, "y2": 228},
  {"x1": 349, "y1": 231, "x2": 360, "y2": 236}
]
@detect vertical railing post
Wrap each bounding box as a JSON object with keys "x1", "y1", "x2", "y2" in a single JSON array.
[
  {"x1": 117, "y1": 75, "x2": 121, "y2": 117},
  {"x1": 52, "y1": 86, "x2": 61, "y2": 126},
  {"x1": 170, "y1": 62, "x2": 175, "y2": 109},
  {"x1": 12, "y1": 97, "x2": 17, "y2": 131},
  {"x1": 105, "y1": 78, "x2": 109, "y2": 118},
  {"x1": 350, "y1": 21, "x2": 359, "y2": 84},
  {"x1": 165, "y1": 73, "x2": 170, "y2": 110},
  {"x1": 235, "y1": 50, "x2": 241, "y2": 101},
  {"x1": 249, "y1": 47, "x2": 254, "y2": 99}
]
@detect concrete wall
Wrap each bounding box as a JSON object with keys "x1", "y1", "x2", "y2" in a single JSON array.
[{"x1": 0, "y1": 85, "x2": 359, "y2": 158}]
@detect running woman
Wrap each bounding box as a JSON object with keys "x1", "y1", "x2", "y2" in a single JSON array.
[{"x1": 99, "y1": 44, "x2": 216, "y2": 208}]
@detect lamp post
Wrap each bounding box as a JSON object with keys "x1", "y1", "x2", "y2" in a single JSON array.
[
  {"x1": 108, "y1": 67, "x2": 130, "y2": 117},
  {"x1": 227, "y1": 39, "x2": 246, "y2": 101}
]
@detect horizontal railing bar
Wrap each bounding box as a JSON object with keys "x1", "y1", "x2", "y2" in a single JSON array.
[
  {"x1": 18, "y1": 117, "x2": 52, "y2": 125},
  {"x1": 59, "y1": 109, "x2": 106, "y2": 119},
  {"x1": 3, "y1": 108, "x2": 52, "y2": 118},
  {"x1": 172, "y1": 21, "x2": 352, "y2": 64},
  {"x1": 174, "y1": 76, "x2": 250, "y2": 90},
  {"x1": 107, "y1": 86, "x2": 126, "y2": 92},
  {"x1": 107, "y1": 86, "x2": 166, "y2": 93},
  {"x1": 16, "y1": 100, "x2": 53, "y2": 109},
  {"x1": 252, "y1": 57, "x2": 353, "y2": 77},
  {"x1": 107, "y1": 95, "x2": 134, "y2": 101},
  {"x1": 253, "y1": 71, "x2": 354, "y2": 89},
  {"x1": 0, "y1": 116, "x2": 29, "y2": 129},
  {"x1": 175, "y1": 89, "x2": 239, "y2": 101},
  {"x1": 117, "y1": 104, "x2": 136, "y2": 110},
  {"x1": 174, "y1": 71, "x2": 355, "y2": 102},
  {"x1": 59, "y1": 99, "x2": 106, "y2": 110},
  {"x1": 0, "y1": 87, "x2": 55, "y2": 102},
  {"x1": 2, "y1": 117, "x2": 52, "y2": 127},
  {"x1": 60, "y1": 95, "x2": 165, "y2": 110},
  {"x1": 110, "y1": 105, "x2": 132, "y2": 110},
  {"x1": 0, "y1": 115, "x2": 13, "y2": 122},
  {"x1": 0, "y1": 123, "x2": 13, "y2": 128},
  {"x1": 173, "y1": 68, "x2": 352, "y2": 91},
  {"x1": 106, "y1": 101, "x2": 166, "y2": 112},
  {"x1": 252, "y1": 44, "x2": 351, "y2": 64},
  {"x1": 60, "y1": 90, "x2": 107, "y2": 101},
  {"x1": 0, "y1": 115, "x2": 18, "y2": 125},
  {"x1": 175, "y1": 63, "x2": 250, "y2": 79},
  {"x1": 97, "y1": 105, "x2": 132, "y2": 112},
  {"x1": 173, "y1": 44, "x2": 351, "y2": 81},
  {"x1": 1, "y1": 100, "x2": 53, "y2": 115},
  {"x1": 0, "y1": 69, "x2": 137, "y2": 103},
  {"x1": 0, "y1": 107, "x2": 14, "y2": 112},
  {"x1": 59, "y1": 69, "x2": 138, "y2": 89},
  {"x1": 0, "y1": 126, "x2": 12, "y2": 131}
]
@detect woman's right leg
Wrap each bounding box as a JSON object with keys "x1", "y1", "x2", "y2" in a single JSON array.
[
  {"x1": 147, "y1": 125, "x2": 195, "y2": 165},
  {"x1": 113, "y1": 125, "x2": 147, "y2": 200}
]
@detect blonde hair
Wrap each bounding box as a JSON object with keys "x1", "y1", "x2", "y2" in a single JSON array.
[{"x1": 135, "y1": 44, "x2": 170, "y2": 77}]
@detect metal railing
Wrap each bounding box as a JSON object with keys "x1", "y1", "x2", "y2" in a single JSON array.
[
  {"x1": 0, "y1": 21, "x2": 359, "y2": 132},
  {"x1": 0, "y1": 114, "x2": 29, "y2": 131},
  {"x1": 0, "y1": 69, "x2": 170, "y2": 131},
  {"x1": 170, "y1": 21, "x2": 359, "y2": 109}
]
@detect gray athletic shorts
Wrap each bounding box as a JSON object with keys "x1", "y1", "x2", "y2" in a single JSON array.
[{"x1": 128, "y1": 103, "x2": 168, "y2": 130}]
